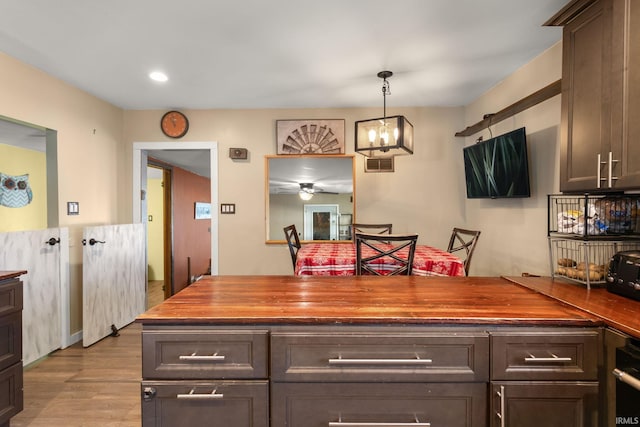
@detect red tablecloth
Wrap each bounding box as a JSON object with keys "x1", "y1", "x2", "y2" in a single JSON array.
[{"x1": 295, "y1": 242, "x2": 465, "y2": 276}]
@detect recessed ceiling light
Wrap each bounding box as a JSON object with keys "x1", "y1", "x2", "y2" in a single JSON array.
[{"x1": 149, "y1": 71, "x2": 168, "y2": 82}]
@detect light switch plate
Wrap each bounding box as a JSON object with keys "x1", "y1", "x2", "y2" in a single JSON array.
[
  {"x1": 220, "y1": 203, "x2": 236, "y2": 214},
  {"x1": 67, "y1": 201, "x2": 79, "y2": 215}
]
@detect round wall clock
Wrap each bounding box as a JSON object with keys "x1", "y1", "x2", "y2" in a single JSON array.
[{"x1": 160, "y1": 111, "x2": 189, "y2": 138}]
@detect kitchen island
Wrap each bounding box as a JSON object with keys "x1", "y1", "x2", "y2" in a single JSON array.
[{"x1": 137, "y1": 275, "x2": 609, "y2": 427}]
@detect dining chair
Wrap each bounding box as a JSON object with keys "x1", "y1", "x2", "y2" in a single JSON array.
[
  {"x1": 283, "y1": 224, "x2": 302, "y2": 272},
  {"x1": 350, "y1": 223, "x2": 393, "y2": 239},
  {"x1": 355, "y1": 232, "x2": 418, "y2": 276},
  {"x1": 447, "y1": 228, "x2": 481, "y2": 276}
]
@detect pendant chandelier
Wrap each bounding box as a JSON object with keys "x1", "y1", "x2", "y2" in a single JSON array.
[{"x1": 355, "y1": 71, "x2": 413, "y2": 157}]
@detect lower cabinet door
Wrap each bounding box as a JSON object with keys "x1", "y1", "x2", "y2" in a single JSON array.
[
  {"x1": 491, "y1": 382, "x2": 599, "y2": 427},
  {"x1": 141, "y1": 380, "x2": 268, "y2": 427},
  {"x1": 271, "y1": 382, "x2": 487, "y2": 427},
  {"x1": 0, "y1": 362, "x2": 22, "y2": 425}
]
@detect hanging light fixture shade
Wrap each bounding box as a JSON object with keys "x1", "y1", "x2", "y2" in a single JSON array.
[
  {"x1": 355, "y1": 71, "x2": 414, "y2": 157},
  {"x1": 298, "y1": 183, "x2": 315, "y2": 201}
]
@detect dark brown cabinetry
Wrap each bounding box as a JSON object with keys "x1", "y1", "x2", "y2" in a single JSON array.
[
  {"x1": 548, "y1": 0, "x2": 640, "y2": 192},
  {"x1": 270, "y1": 328, "x2": 489, "y2": 427},
  {"x1": 140, "y1": 324, "x2": 603, "y2": 427},
  {"x1": 0, "y1": 272, "x2": 24, "y2": 427},
  {"x1": 490, "y1": 328, "x2": 601, "y2": 427},
  {"x1": 141, "y1": 326, "x2": 269, "y2": 427}
]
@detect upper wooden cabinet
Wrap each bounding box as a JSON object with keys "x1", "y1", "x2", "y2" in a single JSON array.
[{"x1": 548, "y1": 0, "x2": 640, "y2": 192}]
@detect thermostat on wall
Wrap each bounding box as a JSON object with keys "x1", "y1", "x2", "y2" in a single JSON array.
[{"x1": 229, "y1": 148, "x2": 248, "y2": 160}]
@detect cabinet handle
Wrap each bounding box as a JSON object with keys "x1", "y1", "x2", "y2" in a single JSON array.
[
  {"x1": 613, "y1": 368, "x2": 640, "y2": 391},
  {"x1": 524, "y1": 353, "x2": 572, "y2": 363},
  {"x1": 328, "y1": 356, "x2": 432, "y2": 366},
  {"x1": 179, "y1": 352, "x2": 225, "y2": 361},
  {"x1": 496, "y1": 385, "x2": 505, "y2": 427},
  {"x1": 329, "y1": 415, "x2": 430, "y2": 426},
  {"x1": 177, "y1": 388, "x2": 224, "y2": 400},
  {"x1": 607, "y1": 151, "x2": 619, "y2": 188},
  {"x1": 598, "y1": 152, "x2": 619, "y2": 188},
  {"x1": 597, "y1": 153, "x2": 603, "y2": 189}
]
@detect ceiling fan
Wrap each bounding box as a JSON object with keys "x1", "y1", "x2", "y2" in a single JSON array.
[{"x1": 299, "y1": 182, "x2": 337, "y2": 195}]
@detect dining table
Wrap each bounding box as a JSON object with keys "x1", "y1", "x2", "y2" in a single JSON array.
[{"x1": 294, "y1": 242, "x2": 466, "y2": 276}]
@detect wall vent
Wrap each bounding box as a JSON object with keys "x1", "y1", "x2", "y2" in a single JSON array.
[{"x1": 365, "y1": 157, "x2": 394, "y2": 173}]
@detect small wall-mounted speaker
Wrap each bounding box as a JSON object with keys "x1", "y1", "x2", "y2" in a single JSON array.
[
  {"x1": 365, "y1": 157, "x2": 394, "y2": 173},
  {"x1": 229, "y1": 147, "x2": 248, "y2": 160}
]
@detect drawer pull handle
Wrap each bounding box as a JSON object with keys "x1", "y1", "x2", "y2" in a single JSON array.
[
  {"x1": 329, "y1": 414, "x2": 430, "y2": 426},
  {"x1": 177, "y1": 388, "x2": 224, "y2": 400},
  {"x1": 329, "y1": 355, "x2": 432, "y2": 366},
  {"x1": 613, "y1": 368, "x2": 640, "y2": 391},
  {"x1": 524, "y1": 353, "x2": 571, "y2": 363},
  {"x1": 179, "y1": 352, "x2": 225, "y2": 361}
]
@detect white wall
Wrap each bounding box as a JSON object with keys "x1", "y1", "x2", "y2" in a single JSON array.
[{"x1": 461, "y1": 42, "x2": 562, "y2": 276}]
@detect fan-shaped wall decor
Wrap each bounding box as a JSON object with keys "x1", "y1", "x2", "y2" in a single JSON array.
[{"x1": 276, "y1": 119, "x2": 345, "y2": 155}]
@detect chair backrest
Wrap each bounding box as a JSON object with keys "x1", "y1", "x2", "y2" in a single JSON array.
[
  {"x1": 447, "y1": 228, "x2": 481, "y2": 275},
  {"x1": 350, "y1": 223, "x2": 393, "y2": 239},
  {"x1": 355, "y1": 232, "x2": 418, "y2": 276},
  {"x1": 283, "y1": 224, "x2": 302, "y2": 271}
]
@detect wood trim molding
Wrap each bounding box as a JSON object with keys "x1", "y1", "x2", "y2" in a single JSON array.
[
  {"x1": 543, "y1": 0, "x2": 599, "y2": 26},
  {"x1": 455, "y1": 79, "x2": 562, "y2": 137}
]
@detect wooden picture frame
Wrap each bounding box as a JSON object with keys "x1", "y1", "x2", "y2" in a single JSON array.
[{"x1": 276, "y1": 119, "x2": 345, "y2": 155}]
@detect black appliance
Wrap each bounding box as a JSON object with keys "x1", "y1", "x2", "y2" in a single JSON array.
[
  {"x1": 613, "y1": 340, "x2": 640, "y2": 424},
  {"x1": 606, "y1": 250, "x2": 640, "y2": 302}
]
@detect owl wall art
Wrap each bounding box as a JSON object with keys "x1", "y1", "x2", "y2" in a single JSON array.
[{"x1": 0, "y1": 172, "x2": 33, "y2": 208}]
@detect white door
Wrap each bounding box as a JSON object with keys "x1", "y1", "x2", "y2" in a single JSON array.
[
  {"x1": 0, "y1": 228, "x2": 69, "y2": 365},
  {"x1": 303, "y1": 204, "x2": 339, "y2": 240},
  {"x1": 82, "y1": 223, "x2": 145, "y2": 347}
]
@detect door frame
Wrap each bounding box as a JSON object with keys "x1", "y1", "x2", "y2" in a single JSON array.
[
  {"x1": 133, "y1": 142, "x2": 219, "y2": 277},
  {"x1": 303, "y1": 204, "x2": 339, "y2": 240}
]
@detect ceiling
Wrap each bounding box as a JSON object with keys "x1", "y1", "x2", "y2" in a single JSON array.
[
  {"x1": 0, "y1": 0, "x2": 567, "y2": 111},
  {"x1": 0, "y1": 1, "x2": 568, "y2": 187},
  {"x1": 269, "y1": 156, "x2": 354, "y2": 195}
]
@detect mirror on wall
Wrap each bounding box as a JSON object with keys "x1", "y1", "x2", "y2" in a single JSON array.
[
  {"x1": 266, "y1": 154, "x2": 355, "y2": 242},
  {"x1": 0, "y1": 116, "x2": 58, "y2": 232}
]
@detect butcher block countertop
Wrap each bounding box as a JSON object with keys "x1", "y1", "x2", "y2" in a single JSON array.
[
  {"x1": 137, "y1": 275, "x2": 602, "y2": 327},
  {"x1": 0, "y1": 271, "x2": 27, "y2": 281},
  {"x1": 505, "y1": 275, "x2": 640, "y2": 338}
]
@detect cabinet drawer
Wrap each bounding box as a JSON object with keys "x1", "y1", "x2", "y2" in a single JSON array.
[
  {"x1": 271, "y1": 382, "x2": 487, "y2": 427},
  {"x1": 141, "y1": 380, "x2": 268, "y2": 427},
  {"x1": 0, "y1": 362, "x2": 23, "y2": 425},
  {"x1": 271, "y1": 331, "x2": 489, "y2": 382},
  {"x1": 0, "y1": 311, "x2": 22, "y2": 372},
  {"x1": 491, "y1": 329, "x2": 600, "y2": 381},
  {"x1": 142, "y1": 329, "x2": 268, "y2": 379},
  {"x1": 0, "y1": 279, "x2": 22, "y2": 318}
]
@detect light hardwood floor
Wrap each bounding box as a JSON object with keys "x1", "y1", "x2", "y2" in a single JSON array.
[
  {"x1": 12, "y1": 322, "x2": 142, "y2": 426},
  {"x1": 12, "y1": 280, "x2": 166, "y2": 426},
  {"x1": 146, "y1": 280, "x2": 164, "y2": 310}
]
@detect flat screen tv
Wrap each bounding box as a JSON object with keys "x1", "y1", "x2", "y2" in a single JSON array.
[{"x1": 463, "y1": 127, "x2": 531, "y2": 199}]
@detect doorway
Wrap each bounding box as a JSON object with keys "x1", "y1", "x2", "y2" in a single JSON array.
[
  {"x1": 303, "y1": 204, "x2": 339, "y2": 240},
  {"x1": 132, "y1": 142, "x2": 219, "y2": 297},
  {"x1": 146, "y1": 163, "x2": 172, "y2": 306}
]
